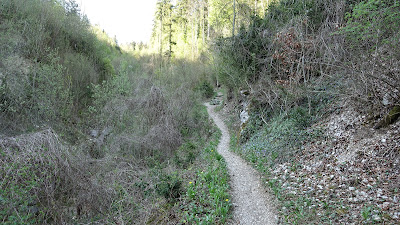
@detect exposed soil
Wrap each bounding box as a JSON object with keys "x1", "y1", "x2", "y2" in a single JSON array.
[{"x1": 205, "y1": 103, "x2": 277, "y2": 225}]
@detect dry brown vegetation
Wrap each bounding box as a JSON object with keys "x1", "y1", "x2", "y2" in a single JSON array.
[
  {"x1": 2, "y1": 0, "x2": 400, "y2": 224},
  {"x1": 0, "y1": 129, "x2": 111, "y2": 223}
]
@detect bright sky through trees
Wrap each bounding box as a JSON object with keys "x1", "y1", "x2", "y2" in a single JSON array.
[{"x1": 78, "y1": 0, "x2": 158, "y2": 44}]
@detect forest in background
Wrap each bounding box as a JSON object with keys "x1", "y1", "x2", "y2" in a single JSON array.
[{"x1": 1, "y1": 0, "x2": 399, "y2": 224}]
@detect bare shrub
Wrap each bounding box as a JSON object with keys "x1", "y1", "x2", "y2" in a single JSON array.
[
  {"x1": 143, "y1": 122, "x2": 182, "y2": 155},
  {"x1": 339, "y1": 0, "x2": 400, "y2": 117},
  {"x1": 346, "y1": 46, "x2": 400, "y2": 118},
  {"x1": 318, "y1": 0, "x2": 347, "y2": 63},
  {"x1": 140, "y1": 85, "x2": 182, "y2": 155},
  {"x1": 0, "y1": 129, "x2": 112, "y2": 223},
  {"x1": 248, "y1": 15, "x2": 328, "y2": 115},
  {"x1": 141, "y1": 86, "x2": 169, "y2": 126},
  {"x1": 272, "y1": 17, "x2": 315, "y2": 80},
  {"x1": 92, "y1": 80, "x2": 184, "y2": 159}
]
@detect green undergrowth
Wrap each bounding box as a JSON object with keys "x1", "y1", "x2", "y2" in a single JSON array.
[
  {"x1": 0, "y1": 154, "x2": 44, "y2": 224},
  {"x1": 236, "y1": 106, "x2": 324, "y2": 167},
  {"x1": 132, "y1": 106, "x2": 232, "y2": 224},
  {"x1": 181, "y1": 129, "x2": 231, "y2": 224}
]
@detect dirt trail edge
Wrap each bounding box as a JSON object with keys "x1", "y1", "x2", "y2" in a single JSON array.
[{"x1": 205, "y1": 103, "x2": 277, "y2": 225}]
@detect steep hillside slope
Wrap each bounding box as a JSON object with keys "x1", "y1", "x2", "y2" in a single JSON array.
[
  {"x1": 0, "y1": 0, "x2": 231, "y2": 224},
  {"x1": 213, "y1": 0, "x2": 400, "y2": 224}
]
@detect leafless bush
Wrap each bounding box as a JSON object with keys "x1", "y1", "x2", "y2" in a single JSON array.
[
  {"x1": 140, "y1": 85, "x2": 182, "y2": 155},
  {"x1": 335, "y1": 0, "x2": 400, "y2": 118},
  {"x1": 169, "y1": 84, "x2": 203, "y2": 133},
  {"x1": 346, "y1": 46, "x2": 400, "y2": 116},
  {"x1": 251, "y1": 15, "x2": 326, "y2": 114},
  {"x1": 261, "y1": 0, "x2": 352, "y2": 113},
  {"x1": 318, "y1": 0, "x2": 347, "y2": 64},
  {"x1": 93, "y1": 81, "x2": 184, "y2": 159},
  {"x1": 276, "y1": 17, "x2": 316, "y2": 76},
  {"x1": 141, "y1": 86, "x2": 169, "y2": 126},
  {"x1": 143, "y1": 122, "x2": 182, "y2": 155},
  {"x1": 0, "y1": 129, "x2": 112, "y2": 223}
]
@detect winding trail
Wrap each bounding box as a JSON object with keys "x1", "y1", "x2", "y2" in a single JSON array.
[{"x1": 205, "y1": 103, "x2": 277, "y2": 225}]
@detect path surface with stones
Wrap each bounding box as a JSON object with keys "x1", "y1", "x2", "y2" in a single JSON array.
[{"x1": 205, "y1": 102, "x2": 277, "y2": 225}]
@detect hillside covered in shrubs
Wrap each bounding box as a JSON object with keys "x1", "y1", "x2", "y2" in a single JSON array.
[
  {"x1": 1, "y1": 0, "x2": 399, "y2": 224},
  {"x1": 1, "y1": 0, "x2": 228, "y2": 223},
  {"x1": 212, "y1": 0, "x2": 400, "y2": 223}
]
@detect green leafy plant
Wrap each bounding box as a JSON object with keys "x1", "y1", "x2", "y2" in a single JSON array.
[
  {"x1": 156, "y1": 173, "x2": 183, "y2": 201},
  {"x1": 181, "y1": 131, "x2": 232, "y2": 224},
  {"x1": 340, "y1": 0, "x2": 400, "y2": 50},
  {"x1": 196, "y1": 80, "x2": 215, "y2": 99},
  {"x1": 361, "y1": 206, "x2": 373, "y2": 220}
]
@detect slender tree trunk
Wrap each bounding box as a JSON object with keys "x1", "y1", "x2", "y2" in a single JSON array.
[
  {"x1": 207, "y1": 0, "x2": 210, "y2": 39},
  {"x1": 195, "y1": 15, "x2": 198, "y2": 54},
  {"x1": 255, "y1": 0, "x2": 257, "y2": 15},
  {"x1": 232, "y1": 0, "x2": 236, "y2": 36},
  {"x1": 168, "y1": 23, "x2": 172, "y2": 58},
  {"x1": 168, "y1": 7, "x2": 172, "y2": 59},
  {"x1": 207, "y1": 10, "x2": 210, "y2": 39},
  {"x1": 262, "y1": 0, "x2": 265, "y2": 13},
  {"x1": 202, "y1": 5, "x2": 205, "y2": 44},
  {"x1": 160, "y1": 13, "x2": 163, "y2": 58},
  {"x1": 192, "y1": 17, "x2": 196, "y2": 58}
]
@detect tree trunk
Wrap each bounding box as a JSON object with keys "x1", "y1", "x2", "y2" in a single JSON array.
[
  {"x1": 202, "y1": 5, "x2": 205, "y2": 44},
  {"x1": 262, "y1": 0, "x2": 265, "y2": 13},
  {"x1": 207, "y1": 1, "x2": 210, "y2": 39},
  {"x1": 160, "y1": 12, "x2": 163, "y2": 58},
  {"x1": 195, "y1": 15, "x2": 198, "y2": 54},
  {"x1": 232, "y1": 0, "x2": 236, "y2": 36},
  {"x1": 168, "y1": 23, "x2": 172, "y2": 58},
  {"x1": 255, "y1": 0, "x2": 257, "y2": 15},
  {"x1": 168, "y1": 7, "x2": 172, "y2": 59}
]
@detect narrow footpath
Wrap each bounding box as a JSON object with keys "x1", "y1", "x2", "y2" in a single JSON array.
[{"x1": 205, "y1": 103, "x2": 277, "y2": 225}]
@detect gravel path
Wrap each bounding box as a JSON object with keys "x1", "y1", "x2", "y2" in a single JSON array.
[{"x1": 205, "y1": 103, "x2": 277, "y2": 225}]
